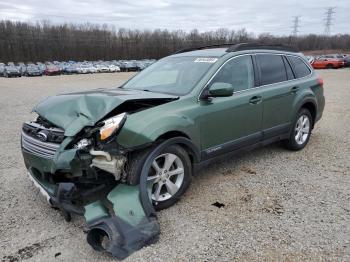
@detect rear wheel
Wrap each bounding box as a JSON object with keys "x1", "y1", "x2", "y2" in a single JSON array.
[
  {"x1": 326, "y1": 64, "x2": 333, "y2": 69},
  {"x1": 127, "y1": 143, "x2": 192, "y2": 210},
  {"x1": 284, "y1": 108, "x2": 313, "y2": 151}
]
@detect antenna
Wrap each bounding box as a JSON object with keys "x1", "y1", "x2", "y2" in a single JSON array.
[
  {"x1": 291, "y1": 16, "x2": 301, "y2": 37},
  {"x1": 324, "y1": 7, "x2": 336, "y2": 35}
]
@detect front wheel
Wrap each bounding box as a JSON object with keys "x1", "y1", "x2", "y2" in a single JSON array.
[
  {"x1": 126, "y1": 143, "x2": 192, "y2": 210},
  {"x1": 284, "y1": 108, "x2": 313, "y2": 151}
]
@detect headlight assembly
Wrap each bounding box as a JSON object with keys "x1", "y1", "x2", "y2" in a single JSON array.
[{"x1": 99, "y1": 113, "x2": 127, "y2": 141}]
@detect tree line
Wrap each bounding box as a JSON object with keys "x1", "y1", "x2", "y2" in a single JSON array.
[{"x1": 0, "y1": 20, "x2": 349, "y2": 63}]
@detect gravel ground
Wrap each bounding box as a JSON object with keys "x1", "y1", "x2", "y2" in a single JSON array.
[{"x1": 0, "y1": 70, "x2": 349, "y2": 261}]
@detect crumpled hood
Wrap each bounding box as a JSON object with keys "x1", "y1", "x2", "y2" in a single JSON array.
[{"x1": 34, "y1": 88, "x2": 178, "y2": 136}]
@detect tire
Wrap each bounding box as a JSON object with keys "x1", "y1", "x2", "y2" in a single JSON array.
[
  {"x1": 326, "y1": 64, "x2": 333, "y2": 69},
  {"x1": 126, "y1": 143, "x2": 192, "y2": 210},
  {"x1": 284, "y1": 108, "x2": 313, "y2": 151}
]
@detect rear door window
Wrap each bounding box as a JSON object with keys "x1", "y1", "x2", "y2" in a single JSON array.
[
  {"x1": 256, "y1": 54, "x2": 287, "y2": 85},
  {"x1": 288, "y1": 56, "x2": 311, "y2": 78}
]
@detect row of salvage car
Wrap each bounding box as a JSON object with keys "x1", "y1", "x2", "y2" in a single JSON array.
[
  {"x1": 0, "y1": 59, "x2": 156, "y2": 77},
  {"x1": 306, "y1": 54, "x2": 350, "y2": 69}
]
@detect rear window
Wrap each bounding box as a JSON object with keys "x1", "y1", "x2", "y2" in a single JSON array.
[
  {"x1": 288, "y1": 56, "x2": 311, "y2": 78},
  {"x1": 257, "y1": 54, "x2": 287, "y2": 85}
]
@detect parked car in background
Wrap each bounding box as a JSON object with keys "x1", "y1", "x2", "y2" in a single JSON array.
[
  {"x1": 136, "y1": 61, "x2": 147, "y2": 70},
  {"x1": 305, "y1": 56, "x2": 314, "y2": 64},
  {"x1": 45, "y1": 65, "x2": 61, "y2": 75},
  {"x1": 1, "y1": 59, "x2": 156, "y2": 77},
  {"x1": 57, "y1": 62, "x2": 70, "y2": 74},
  {"x1": 36, "y1": 62, "x2": 46, "y2": 73},
  {"x1": 65, "y1": 64, "x2": 79, "y2": 74},
  {"x1": 84, "y1": 64, "x2": 97, "y2": 73},
  {"x1": 121, "y1": 61, "x2": 139, "y2": 71},
  {"x1": 311, "y1": 56, "x2": 344, "y2": 69},
  {"x1": 17, "y1": 62, "x2": 27, "y2": 76},
  {"x1": 0, "y1": 63, "x2": 5, "y2": 76},
  {"x1": 344, "y1": 56, "x2": 350, "y2": 67},
  {"x1": 322, "y1": 54, "x2": 346, "y2": 60},
  {"x1": 76, "y1": 64, "x2": 90, "y2": 74},
  {"x1": 25, "y1": 65, "x2": 43, "y2": 76},
  {"x1": 108, "y1": 64, "x2": 120, "y2": 72},
  {"x1": 96, "y1": 64, "x2": 109, "y2": 73},
  {"x1": 3, "y1": 65, "x2": 21, "y2": 77}
]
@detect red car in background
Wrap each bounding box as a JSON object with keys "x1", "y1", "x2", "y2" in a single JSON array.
[
  {"x1": 44, "y1": 65, "x2": 61, "y2": 75},
  {"x1": 311, "y1": 55, "x2": 345, "y2": 69}
]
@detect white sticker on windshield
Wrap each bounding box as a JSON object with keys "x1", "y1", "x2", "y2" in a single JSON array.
[{"x1": 194, "y1": 58, "x2": 218, "y2": 63}]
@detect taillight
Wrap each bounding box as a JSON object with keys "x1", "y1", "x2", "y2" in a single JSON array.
[{"x1": 317, "y1": 76, "x2": 324, "y2": 87}]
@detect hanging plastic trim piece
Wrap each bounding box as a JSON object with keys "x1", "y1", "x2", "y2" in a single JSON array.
[
  {"x1": 84, "y1": 185, "x2": 160, "y2": 260},
  {"x1": 84, "y1": 138, "x2": 191, "y2": 259}
]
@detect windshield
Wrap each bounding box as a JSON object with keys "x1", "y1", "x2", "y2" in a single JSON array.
[{"x1": 122, "y1": 56, "x2": 217, "y2": 95}]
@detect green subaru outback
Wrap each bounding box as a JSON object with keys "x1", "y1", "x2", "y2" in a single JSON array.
[{"x1": 21, "y1": 43, "x2": 325, "y2": 215}]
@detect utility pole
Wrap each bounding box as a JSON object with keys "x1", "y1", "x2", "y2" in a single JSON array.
[
  {"x1": 291, "y1": 16, "x2": 301, "y2": 37},
  {"x1": 324, "y1": 7, "x2": 336, "y2": 36}
]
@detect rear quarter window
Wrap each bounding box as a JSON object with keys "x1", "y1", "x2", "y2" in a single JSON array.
[
  {"x1": 256, "y1": 54, "x2": 287, "y2": 85},
  {"x1": 288, "y1": 56, "x2": 311, "y2": 78}
]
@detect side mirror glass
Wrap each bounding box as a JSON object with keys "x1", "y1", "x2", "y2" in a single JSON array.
[{"x1": 208, "y1": 82, "x2": 234, "y2": 97}]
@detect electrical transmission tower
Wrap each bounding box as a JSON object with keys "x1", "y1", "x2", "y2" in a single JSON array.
[
  {"x1": 291, "y1": 16, "x2": 301, "y2": 36},
  {"x1": 324, "y1": 7, "x2": 336, "y2": 35}
]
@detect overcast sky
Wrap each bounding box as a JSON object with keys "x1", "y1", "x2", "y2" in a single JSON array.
[{"x1": 0, "y1": 0, "x2": 349, "y2": 35}]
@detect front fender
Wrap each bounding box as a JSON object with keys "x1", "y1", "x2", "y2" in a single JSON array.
[{"x1": 117, "y1": 113, "x2": 200, "y2": 150}]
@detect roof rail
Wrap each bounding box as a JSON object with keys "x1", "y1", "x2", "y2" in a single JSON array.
[
  {"x1": 226, "y1": 43, "x2": 299, "y2": 52},
  {"x1": 173, "y1": 43, "x2": 237, "y2": 54},
  {"x1": 173, "y1": 42, "x2": 299, "y2": 54}
]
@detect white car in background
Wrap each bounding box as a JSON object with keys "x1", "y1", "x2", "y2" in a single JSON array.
[
  {"x1": 87, "y1": 64, "x2": 98, "y2": 73},
  {"x1": 96, "y1": 64, "x2": 109, "y2": 73},
  {"x1": 108, "y1": 64, "x2": 120, "y2": 73},
  {"x1": 305, "y1": 55, "x2": 315, "y2": 64},
  {"x1": 76, "y1": 64, "x2": 90, "y2": 74}
]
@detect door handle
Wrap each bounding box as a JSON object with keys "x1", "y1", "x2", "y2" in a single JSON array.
[
  {"x1": 290, "y1": 86, "x2": 299, "y2": 94},
  {"x1": 249, "y1": 96, "x2": 262, "y2": 104}
]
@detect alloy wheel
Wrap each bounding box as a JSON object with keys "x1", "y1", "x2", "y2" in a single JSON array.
[
  {"x1": 294, "y1": 114, "x2": 310, "y2": 145},
  {"x1": 147, "y1": 153, "x2": 185, "y2": 202}
]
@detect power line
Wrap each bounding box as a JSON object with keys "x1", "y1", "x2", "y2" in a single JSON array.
[
  {"x1": 324, "y1": 7, "x2": 336, "y2": 36},
  {"x1": 291, "y1": 16, "x2": 301, "y2": 36}
]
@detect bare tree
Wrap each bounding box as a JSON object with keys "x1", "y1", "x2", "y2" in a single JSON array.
[{"x1": 0, "y1": 20, "x2": 349, "y2": 63}]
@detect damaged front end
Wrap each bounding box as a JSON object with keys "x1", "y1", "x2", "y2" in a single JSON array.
[
  {"x1": 20, "y1": 89, "x2": 178, "y2": 258},
  {"x1": 21, "y1": 115, "x2": 127, "y2": 220}
]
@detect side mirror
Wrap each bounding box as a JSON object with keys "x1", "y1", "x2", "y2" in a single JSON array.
[{"x1": 208, "y1": 82, "x2": 234, "y2": 97}]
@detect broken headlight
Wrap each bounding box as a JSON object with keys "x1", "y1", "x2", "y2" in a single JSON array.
[
  {"x1": 99, "y1": 113, "x2": 127, "y2": 141},
  {"x1": 74, "y1": 138, "x2": 92, "y2": 149}
]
